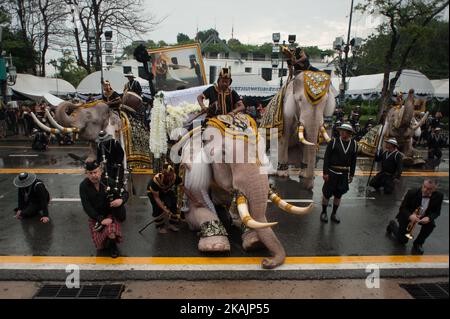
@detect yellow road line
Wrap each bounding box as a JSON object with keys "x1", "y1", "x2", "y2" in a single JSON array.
[
  {"x1": 0, "y1": 169, "x2": 447, "y2": 177},
  {"x1": 0, "y1": 255, "x2": 447, "y2": 265}
]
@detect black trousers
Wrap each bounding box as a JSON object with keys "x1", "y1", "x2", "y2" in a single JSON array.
[
  {"x1": 369, "y1": 172, "x2": 395, "y2": 194},
  {"x1": 388, "y1": 218, "x2": 435, "y2": 245},
  {"x1": 428, "y1": 148, "x2": 443, "y2": 160},
  {"x1": 148, "y1": 191, "x2": 179, "y2": 228}
]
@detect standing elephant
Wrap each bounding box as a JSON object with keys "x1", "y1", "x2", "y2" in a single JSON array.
[
  {"x1": 381, "y1": 90, "x2": 429, "y2": 166},
  {"x1": 276, "y1": 71, "x2": 336, "y2": 189},
  {"x1": 359, "y1": 90, "x2": 429, "y2": 166},
  {"x1": 171, "y1": 114, "x2": 313, "y2": 269}
]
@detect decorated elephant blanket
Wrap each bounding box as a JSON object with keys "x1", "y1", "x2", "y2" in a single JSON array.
[
  {"x1": 120, "y1": 111, "x2": 153, "y2": 169},
  {"x1": 358, "y1": 124, "x2": 383, "y2": 157},
  {"x1": 207, "y1": 113, "x2": 259, "y2": 143},
  {"x1": 259, "y1": 86, "x2": 285, "y2": 138},
  {"x1": 260, "y1": 71, "x2": 331, "y2": 139}
]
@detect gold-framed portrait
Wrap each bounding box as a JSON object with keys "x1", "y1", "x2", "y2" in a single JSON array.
[{"x1": 148, "y1": 43, "x2": 207, "y2": 92}]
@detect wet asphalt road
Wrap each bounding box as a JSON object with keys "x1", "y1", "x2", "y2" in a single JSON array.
[{"x1": 0, "y1": 141, "x2": 448, "y2": 259}]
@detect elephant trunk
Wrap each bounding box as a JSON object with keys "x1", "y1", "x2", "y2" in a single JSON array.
[
  {"x1": 298, "y1": 114, "x2": 322, "y2": 181},
  {"x1": 231, "y1": 164, "x2": 286, "y2": 268},
  {"x1": 400, "y1": 93, "x2": 415, "y2": 128},
  {"x1": 55, "y1": 101, "x2": 77, "y2": 128}
]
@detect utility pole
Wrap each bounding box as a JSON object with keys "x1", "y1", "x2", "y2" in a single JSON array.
[{"x1": 340, "y1": 0, "x2": 355, "y2": 107}]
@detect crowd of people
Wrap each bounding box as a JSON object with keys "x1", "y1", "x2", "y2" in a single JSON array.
[{"x1": 8, "y1": 69, "x2": 446, "y2": 261}]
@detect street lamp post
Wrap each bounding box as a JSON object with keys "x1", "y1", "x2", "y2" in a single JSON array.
[{"x1": 272, "y1": 33, "x2": 296, "y2": 89}]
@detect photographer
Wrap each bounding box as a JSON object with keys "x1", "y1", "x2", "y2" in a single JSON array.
[{"x1": 80, "y1": 161, "x2": 128, "y2": 258}]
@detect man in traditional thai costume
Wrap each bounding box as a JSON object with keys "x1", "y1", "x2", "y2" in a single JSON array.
[
  {"x1": 321, "y1": 123, "x2": 358, "y2": 224},
  {"x1": 197, "y1": 68, "x2": 245, "y2": 118}
]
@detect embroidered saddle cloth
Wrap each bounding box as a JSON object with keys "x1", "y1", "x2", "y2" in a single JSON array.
[
  {"x1": 207, "y1": 113, "x2": 258, "y2": 142},
  {"x1": 358, "y1": 125, "x2": 382, "y2": 157},
  {"x1": 304, "y1": 71, "x2": 331, "y2": 105}
]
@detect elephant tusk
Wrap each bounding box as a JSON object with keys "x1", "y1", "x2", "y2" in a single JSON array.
[
  {"x1": 269, "y1": 190, "x2": 314, "y2": 215},
  {"x1": 298, "y1": 126, "x2": 316, "y2": 146},
  {"x1": 30, "y1": 112, "x2": 60, "y2": 134},
  {"x1": 411, "y1": 112, "x2": 429, "y2": 131},
  {"x1": 320, "y1": 126, "x2": 332, "y2": 143},
  {"x1": 45, "y1": 109, "x2": 79, "y2": 133},
  {"x1": 236, "y1": 195, "x2": 278, "y2": 229}
]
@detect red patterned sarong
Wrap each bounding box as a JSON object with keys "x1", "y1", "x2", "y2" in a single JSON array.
[{"x1": 88, "y1": 217, "x2": 123, "y2": 250}]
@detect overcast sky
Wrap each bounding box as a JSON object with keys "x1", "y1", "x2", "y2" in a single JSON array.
[
  {"x1": 141, "y1": 0, "x2": 384, "y2": 48},
  {"x1": 45, "y1": 0, "x2": 449, "y2": 75}
]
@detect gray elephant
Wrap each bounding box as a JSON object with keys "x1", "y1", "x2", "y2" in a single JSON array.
[
  {"x1": 271, "y1": 71, "x2": 336, "y2": 189},
  {"x1": 171, "y1": 114, "x2": 313, "y2": 269}
]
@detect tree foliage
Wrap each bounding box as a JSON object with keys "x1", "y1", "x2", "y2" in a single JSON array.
[
  {"x1": 54, "y1": 50, "x2": 88, "y2": 87},
  {"x1": 356, "y1": 0, "x2": 449, "y2": 120},
  {"x1": 0, "y1": 6, "x2": 37, "y2": 73},
  {"x1": 354, "y1": 20, "x2": 449, "y2": 79}
]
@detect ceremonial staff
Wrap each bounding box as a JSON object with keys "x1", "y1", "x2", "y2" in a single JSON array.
[{"x1": 367, "y1": 122, "x2": 386, "y2": 187}]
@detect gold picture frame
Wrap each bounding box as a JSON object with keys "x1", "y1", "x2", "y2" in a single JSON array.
[{"x1": 148, "y1": 43, "x2": 207, "y2": 92}]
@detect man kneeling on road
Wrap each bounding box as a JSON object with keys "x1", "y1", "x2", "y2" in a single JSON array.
[
  {"x1": 386, "y1": 179, "x2": 443, "y2": 255},
  {"x1": 13, "y1": 172, "x2": 50, "y2": 224}
]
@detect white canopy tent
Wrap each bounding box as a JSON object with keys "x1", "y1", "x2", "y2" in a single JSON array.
[
  {"x1": 10, "y1": 73, "x2": 76, "y2": 105},
  {"x1": 160, "y1": 85, "x2": 210, "y2": 107},
  {"x1": 431, "y1": 79, "x2": 449, "y2": 100},
  {"x1": 77, "y1": 70, "x2": 151, "y2": 95},
  {"x1": 332, "y1": 69, "x2": 435, "y2": 100}
]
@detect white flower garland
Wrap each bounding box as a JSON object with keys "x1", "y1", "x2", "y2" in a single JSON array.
[
  {"x1": 149, "y1": 97, "x2": 168, "y2": 159},
  {"x1": 166, "y1": 103, "x2": 202, "y2": 134},
  {"x1": 150, "y1": 98, "x2": 204, "y2": 158}
]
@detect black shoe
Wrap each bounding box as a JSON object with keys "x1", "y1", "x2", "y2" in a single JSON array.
[
  {"x1": 320, "y1": 213, "x2": 328, "y2": 223},
  {"x1": 109, "y1": 241, "x2": 119, "y2": 259},
  {"x1": 331, "y1": 214, "x2": 341, "y2": 224},
  {"x1": 412, "y1": 243, "x2": 424, "y2": 255}
]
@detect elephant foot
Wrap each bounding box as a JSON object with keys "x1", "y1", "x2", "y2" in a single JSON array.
[
  {"x1": 261, "y1": 256, "x2": 286, "y2": 269},
  {"x1": 242, "y1": 231, "x2": 264, "y2": 251},
  {"x1": 198, "y1": 236, "x2": 231, "y2": 252}
]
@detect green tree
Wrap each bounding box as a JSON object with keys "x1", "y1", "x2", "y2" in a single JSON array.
[
  {"x1": 0, "y1": 7, "x2": 37, "y2": 73},
  {"x1": 355, "y1": 20, "x2": 449, "y2": 79},
  {"x1": 356, "y1": 0, "x2": 449, "y2": 120},
  {"x1": 196, "y1": 29, "x2": 219, "y2": 42},
  {"x1": 177, "y1": 33, "x2": 192, "y2": 44},
  {"x1": 55, "y1": 50, "x2": 88, "y2": 87}
]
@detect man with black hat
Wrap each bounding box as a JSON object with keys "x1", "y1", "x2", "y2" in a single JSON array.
[
  {"x1": 96, "y1": 130, "x2": 125, "y2": 181},
  {"x1": 321, "y1": 123, "x2": 358, "y2": 224},
  {"x1": 13, "y1": 172, "x2": 50, "y2": 224},
  {"x1": 80, "y1": 161, "x2": 129, "y2": 258},
  {"x1": 123, "y1": 72, "x2": 142, "y2": 96},
  {"x1": 369, "y1": 138, "x2": 403, "y2": 194},
  {"x1": 147, "y1": 162, "x2": 182, "y2": 234},
  {"x1": 197, "y1": 68, "x2": 245, "y2": 118}
]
